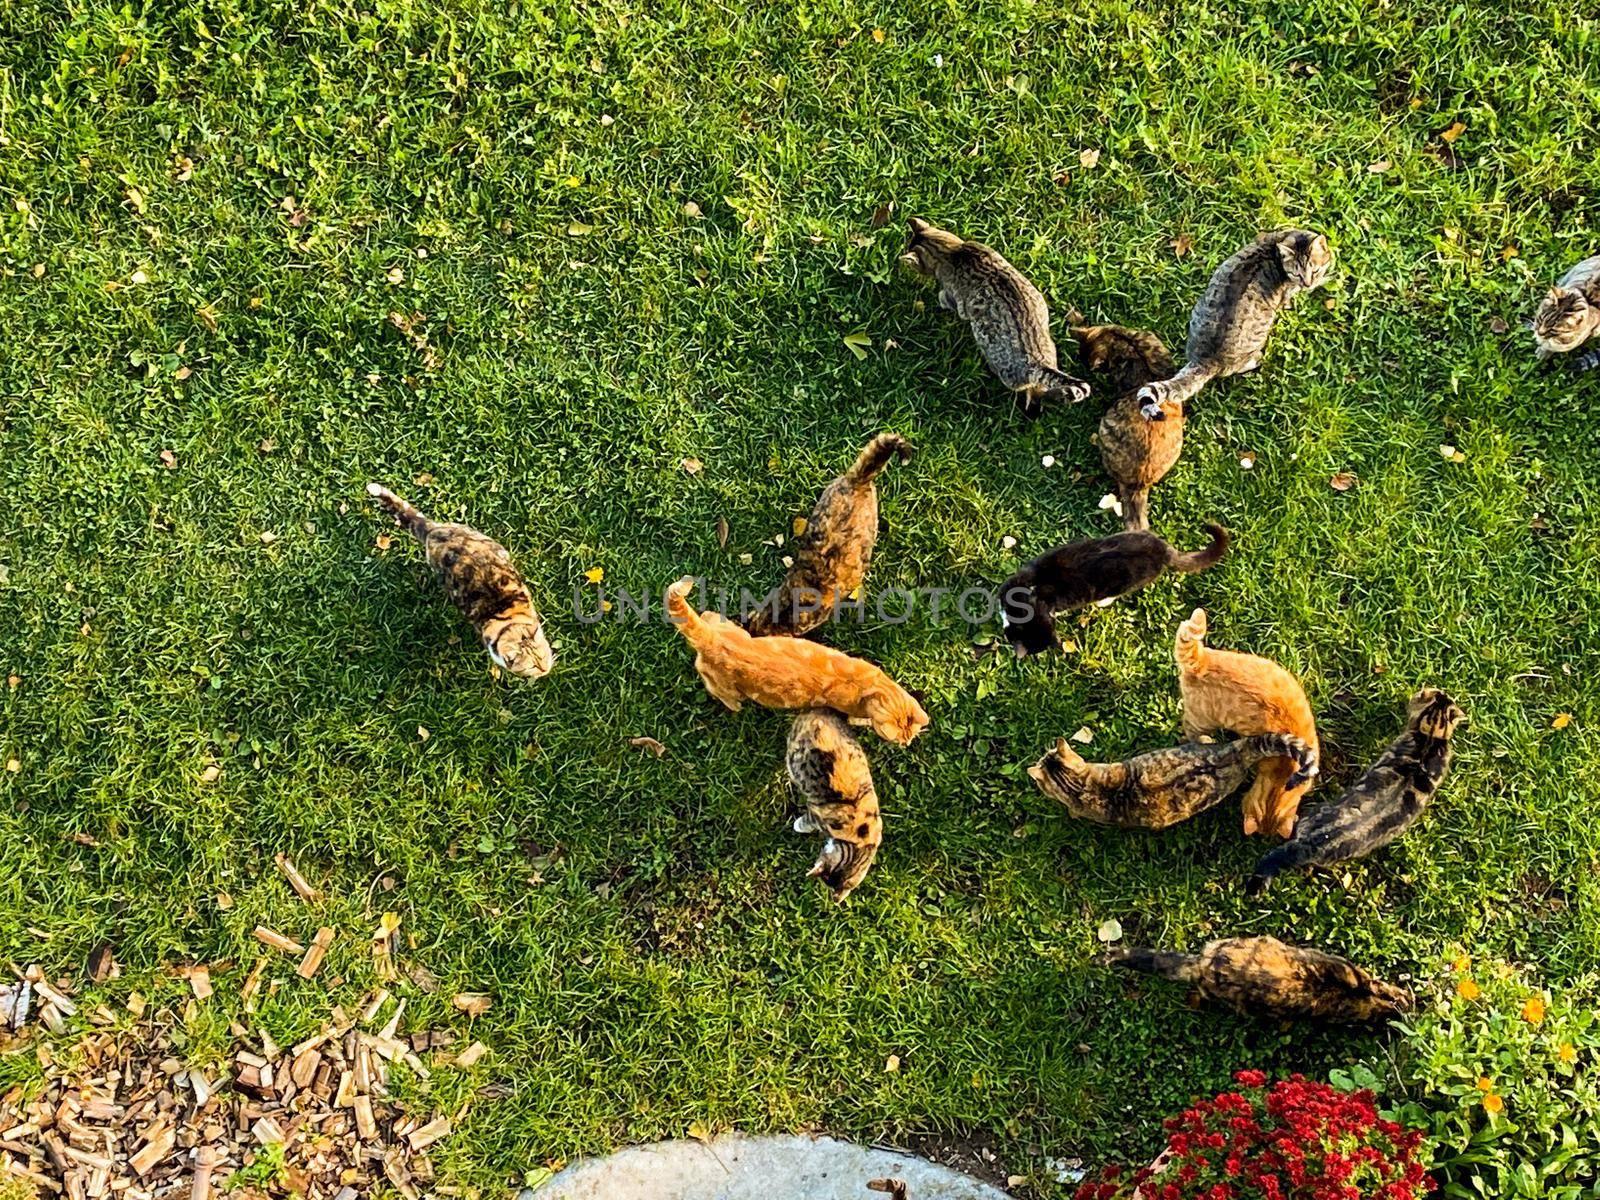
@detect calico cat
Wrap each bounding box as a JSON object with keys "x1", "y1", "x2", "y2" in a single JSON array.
[
  {"x1": 1137, "y1": 230, "x2": 1333, "y2": 419},
  {"x1": 1100, "y1": 936, "x2": 1413, "y2": 1023},
  {"x1": 366, "y1": 483, "x2": 554, "y2": 678},
  {"x1": 744, "y1": 434, "x2": 914, "y2": 637},
  {"x1": 1175, "y1": 608, "x2": 1317, "y2": 840},
  {"x1": 1030, "y1": 732, "x2": 1316, "y2": 830},
  {"x1": 1248, "y1": 689, "x2": 1464, "y2": 895},
  {"x1": 665, "y1": 576, "x2": 929, "y2": 744},
  {"x1": 900, "y1": 217, "x2": 1090, "y2": 414},
  {"x1": 867, "y1": 1182, "x2": 908, "y2": 1199},
  {"x1": 1533, "y1": 255, "x2": 1600, "y2": 368},
  {"x1": 786, "y1": 710, "x2": 882, "y2": 902},
  {"x1": 1001, "y1": 526, "x2": 1228, "y2": 658},
  {"x1": 1074, "y1": 324, "x2": 1183, "y2": 533}
]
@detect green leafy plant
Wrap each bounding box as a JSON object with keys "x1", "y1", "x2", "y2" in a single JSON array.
[{"x1": 1354, "y1": 956, "x2": 1599, "y2": 1200}]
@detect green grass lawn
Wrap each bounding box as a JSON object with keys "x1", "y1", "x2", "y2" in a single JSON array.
[{"x1": 3, "y1": 0, "x2": 1599, "y2": 1193}]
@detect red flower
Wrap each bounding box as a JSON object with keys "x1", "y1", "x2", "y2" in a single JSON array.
[{"x1": 1235, "y1": 1069, "x2": 1269, "y2": 1088}]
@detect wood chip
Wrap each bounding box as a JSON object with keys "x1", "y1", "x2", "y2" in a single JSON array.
[
  {"x1": 406, "y1": 1117, "x2": 451, "y2": 1152},
  {"x1": 252, "y1": 927, "x2": 304, "y2": 955},
  {"x1": 127, "y1": 1125, "x2": 174, "y2": 1176},
  {"x1": 274, "y1": 854, "x2": 321, "y2": 903},
  {"x1": 186, "y1": 967, "x2": 212, "y2": 1002},
  {"x1": 451, "y1": 993, "x2": 492, "y2": 1018},
  {"x1": 297, "y1": 928, "x2": 335, "y2": 980},
  {"x1": 251, "y1": 1117, "x2": 284, "y2": 1146},
  {"x1": 352, "y1": 1097, "x2": 376, "y2": 1141},
  {"x1": 454, "y1": 1042, "x2": 488, "y2": 1068}
]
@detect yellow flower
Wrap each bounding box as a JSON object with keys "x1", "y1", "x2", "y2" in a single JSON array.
[
  {"x1": 1559, "y1": 1043, "x2": 1577, "y2": 1064},
  {"x1": 1452, "y1": 953, "x2": 1472, "y2": 974},
  {"x1": 1483, "y1": 1093, "x2": 1504, "y2": 1114},
  {"x1": 1476, "y1": 1076, "x2": 1494, "y2": 1092},
  {"x1": 1522, "y1": 996, "x2": 1546, "y2": 1025},
  {"x1": 1457, "y1": 977, "x2": 1481, "y2": 1000},
  {"x1": 584, "y1": 567, "x2": 604, "y2": 584}
]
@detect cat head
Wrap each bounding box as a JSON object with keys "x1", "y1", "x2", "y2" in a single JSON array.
[
  {"x1": 807, "y1": 836, "x2": 880, "y2": 903},
  {"x1": 1001, "y1": 585, "x2": 1060, "y2": 657},
  {"x1": 1027, "y1": 738, "x2": 1089, "y2": 794},
  {"x1": 1532, "y1": 286, "x2": 1594, "y2": 359},
  {"x1": 899, "y1": 217, "x2": 963, "y2": 274},
  {"x1": 870, "y1": 686, "x2": 930, "y2": 745},
  {"x1": 1275, "y1": 231, "x2": 1334, "y2": 290},
  {"x1": 1407, "y1": 687, "x2": 1465, "y2": 740},
  {"x1": 1318, "y1": 957, "x2": 1415, "y2": 1021},
  {"x1": 486, "y1": 618, "x2": 555, "y2": 679}
]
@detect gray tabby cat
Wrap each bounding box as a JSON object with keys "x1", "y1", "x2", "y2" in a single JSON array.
[
  {"x1": 900, "y1": 218, "x2": 1090, "y2": 414},
  {"x1": 1138, "y1": 229, "x2": 1333, "y2": 419},
  {"x1": 1532, "y1": 255, "x2": 1600, "y2": 369}
]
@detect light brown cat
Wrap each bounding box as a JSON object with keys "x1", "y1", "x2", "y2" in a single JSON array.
[
  {"x1": 665, "y1": 577, "x2": 929, "y2": 745},
  {"x1": 1174, "y1": 608, "x2": 1318, "y2": 839}
]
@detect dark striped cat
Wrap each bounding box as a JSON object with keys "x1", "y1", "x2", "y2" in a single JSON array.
[
  {"x1": 1001, "y1": 526, "x2": 1228, "y2": 658},
  {"x1": 1248, "y1": 689, "x2": 1463, "y2": 895},
  {"x1": 1030, "y1": 732, "x2": 1316, "y2": 829},
  {"x1": 367, "y1": 484, "x2": 554, "y2": 678},
  {"x1": 744, "y1": 434, "x2": 913, "y2": 637},
  {"x1": 901, "y1": 218, "x2": 1089, "y2": 414},
  {"x1": 1138, "y1": 230, "x2": 1332, "y2": 419},
  {"x1": 1533, "y1": 254, "x2": 1600, "y2": 369},
  {"x1": 786, "y1": 710, "x2": 882, "y2": 902},
  {"x1": 1101, "y1": 936, "x2": 1412, "y2": 1023}
]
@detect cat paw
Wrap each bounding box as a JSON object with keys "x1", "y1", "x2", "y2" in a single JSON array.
[
  {"x1": 1062, "y1": 379, "x2": 1091, "y2": 404},
  {"x1": 1136, "y1": 385, "x2": 1164, "y2": 420}
]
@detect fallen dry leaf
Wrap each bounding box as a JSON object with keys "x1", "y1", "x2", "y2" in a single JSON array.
[
  {"x1": 86, "y1": 943, "x2": 114, "y2": 983},
  {"x1": 1096, "y1": 918, "x2": 1123, "y2": 943},
  {"x1": 1490, "y1": 316, "x2": 1509, "y2": 334},
  {"x1": 1367, "y1": 158, "x2": 1392, "y2": 173},
  {"x1": 200, "y1": 764, "x2": 221, "y2": 783},
  {"x1": 31, "y1": 263, "x2": 45, "y2": 278},
  {"x1": 159, "y1": 449, "x2": 177, "y2": 469},
  {"x1": 885, "y1": 1054, "x2": 900, "y2": 1072},
  {"x1": 174, "y1": 365, "x2": 192, "y2": 381},
  {"x1": 1001, "y1": 535, "x2": 1017, "y2": 550},
  {"x1": 375, "y1": 533, "x2": 393, "y2": 551},
  {"x1": 1551, "y1": 713, "x2": 1573, "y2": 730},
  {"x1": 681, "y1": 457, "x2": 703, "y2": 475},
  {"x1": 1501, "y1": 245, "x2": 1519, "y2": 262},
  {"x1": 1070, "y1": 726, "x2": 1093, "y2": 744},
  {"x1": 128, "y1": 269, "x2": 148, "y2": 286},
  {"x1": 686, "y1": 1120, "x2": 712, "y2": 1144},
  {"x1": 453, "y1": 993, "x2": 493, "y2": 1017},
  {"x1": 716, "y1": 518, "x2": 729, "y2": 548},
  {"x1": 681, "y1": 201, "x2": 702, "y2": 219},
  {"x1": 1170, "y1": 234, "x2": 1193, "y2": 258},
  {"x1": 1439, "y1": 444, "x2": 1466, "y2": 463},
  {"x1": 1440, "y1": 120, "x2": 1466, "y2": 143},
  {"x1": 1330, "y1": 472, "x2": 1357, "y2": 492},
  {"x1": 1079, "y1": 147, "x2": 1101, "y2": 168},
  {"x1": 629, "y1": 736, "x2": 667, "y2": 757},
  {"x1": 5, "y1": 758, "x2": 20, "y2": 774},
  {"x1": 871, "y1": 202, "x2": 893, "y2": 227},
  {"x1": 414, "y1": 471, "x2": 435, "y2": 486},
  {"x1": 416, "y1": 725, "x2": 430, "y2": 742},
  {"x1": 566, "y1": 221, "x2": 593, "y2": 236},
  {"x1": 792, "y1": 516, "x2": 808, "y2": 536},
  {"x1": 258, "y1": 531, "x2": 278, "y2": 545}
]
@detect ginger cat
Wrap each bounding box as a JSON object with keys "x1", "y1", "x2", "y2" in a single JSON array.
[
  {"x1": 1174, "y1": 608, "x2": 1317, "y2": 839},
  {"x1": 1100, "y1": 936, "x2": 1412, "y2": 1024},
  {"x1": 366, "y1": 483, "x2": 554, "y2": 678},
  {"x1": 745, "y1": 433, "x2": 913, "y2": 637},
  {"x1": 787, "y1": 710, "x2": 882, "y2": 902},
  {"x1": 665, "y1": 577, "x2": 929, "y2": 745},
  {"x1": 1249, "y1": 689, "x2": 1464, "y2": 895}
]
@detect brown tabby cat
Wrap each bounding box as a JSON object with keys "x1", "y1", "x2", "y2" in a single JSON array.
[
  {"x1": 1030, "y1": 732, "x2": 1316, "y2": 830},
  {"x1": 665, "y1": 577, "x2": 929, "y2": 744},
  {"x1": 366, "y1": 484, "x2": 554, "y2": 678},
  {"x1": 1175, "y1": 608, "x2": 1317, "y2": 839},
  {"x1": 1533, "y1": 255, "x2": 1600, "y2": 369},
  {"x1": 1073, "y1": 324, "x2": 1183, "y2": 532},
  {"x1": 1001, "y1": 526, "x2": 1228, "y2": 658},
  {"x1": 744, "y1": 434, "x2": 913, "y2": 637},
  {"x1": 787, "y1": 710, "x2": 882, "y2": 902},
  {"x1": 900, "y1": 217, "x2": 1090, "y2": 414},
  {"x1": 1100, "y1": 936, "x2": 1413, "y2": 1023},
  {"x1": 1137, "y1": 229, "x2": 1333, "y2": 418},
  {"x1": 1248, "y1": 689, "x2": 1464, "y2": 895}
]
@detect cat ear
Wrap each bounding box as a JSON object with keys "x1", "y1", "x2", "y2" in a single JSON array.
[
  {"x1": 897, "y1": 252, "x2": 921, "y2": 269},
  {"x1": 906, "y1": 216, "x2": 931, "y2": 236}
]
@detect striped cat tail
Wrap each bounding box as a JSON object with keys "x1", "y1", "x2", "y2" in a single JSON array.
[
  {"x1": 846, "y1": 433, "x2": 915, "y2": 486},
  {"x1": 1173, "y1": 607, "x2": 1209, "y2": 674},
  {"x1": 1170, "y1": 523, "x2": 1229, "y2": 573},
  {"x1": 1097, "y1": 946, "x2": 1201, "y2": 982},
  {"x1": 664, "y1": 576, "x2": 711, "y2": 646},
  {"x1": 365, "y1": 483, "x2": 432, "y2": 540},
  {"x1": 1137, "y1": 360, "x2": 1217, "y2": 419},
  {"x1": 1239, "y1": 732, "x2": 1318, "y2": 789}
]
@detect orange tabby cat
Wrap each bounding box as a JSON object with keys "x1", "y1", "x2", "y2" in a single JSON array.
[
  {"x1": 1174, "y1": 608, "x2": 1318, "y2": 839},
  {"x1": 665, "y1": 577, "x2": 929, "y2": 745}
]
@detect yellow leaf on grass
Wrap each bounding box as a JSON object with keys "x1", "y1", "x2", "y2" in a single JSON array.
[
  {"x1": 1551, "y1": 713, "x2": 1572, "y2": 729},
  {"x1": 681, "y1": 457, "x2": 703, "y2": 475},
  {"x1": 792, "y1": 517, "x2": 808, "y2": 536},
  {"x1": 686, "y1": 1120, "x2": 712, "y2": 1143},
  {"x1": 1440, "y1": 121, "x2": 1466, "y2": 143},
  {"x1": 567, "y1": 221, "x2": 594, "y2": 236}
]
